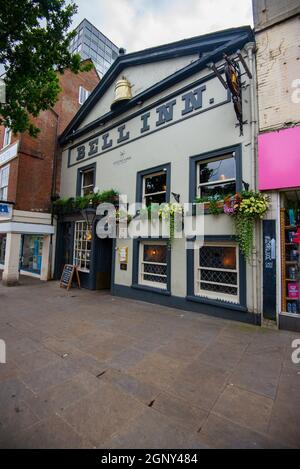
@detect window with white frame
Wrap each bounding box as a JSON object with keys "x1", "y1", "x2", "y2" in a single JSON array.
[
  {"x1": 195, "y1": 243, "x2": 239, "y2": 303},
  {"x1": 79, "y1": 86, "x2": 90, "y2": 105},
  {"x1": 143, "y1": 171, "x2": 167, "y2": 206},
  {"x1": 81, "y1": 168, "x2": 94, "y2": 196},
  {"x1": 197, "y1": 153, "x2": 236, "y2": 198},
  {"x1": 139, "y1": 241, "x2": 168, "y2": 289},
  {"x1": 3, "y1": 127, "x2": 11, "y2": 148},
  {"x1": 73, "y1": 221, "x2": 91, "y2": 272},
  {"x1": 0, "y1": 165, "x2": 9, "y2": 200}
]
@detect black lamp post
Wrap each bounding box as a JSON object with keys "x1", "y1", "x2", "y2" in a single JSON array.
[{"x1": 81, "y1": 200, "x2": 96, "y2": 235}]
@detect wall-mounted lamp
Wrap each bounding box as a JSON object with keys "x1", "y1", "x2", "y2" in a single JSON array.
[
  {"x1": 171, "y1": 192, "x2": 181, "y2": 203},
  {"x1": 242, "y1": 180, "x2": 250, "y2": 191}
]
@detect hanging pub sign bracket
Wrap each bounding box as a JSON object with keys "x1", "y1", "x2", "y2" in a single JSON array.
[
  {"x1": 60, "y1": 264, "x2": 81, "y2": 291},
  {"x1": 207, "y1": 50, "x2": 253, "y2": 136}
]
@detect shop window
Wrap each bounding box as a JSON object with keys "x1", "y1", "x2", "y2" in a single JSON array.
[
  {"x1": 3, "y1": 127, "x2": 11, "y2": 148},
  {"x1": 79, "y1": 86, "x2": 90, "y2": 105},
  {"x1": 142, "y1": 171, "x2": 167, "y2": 206},
  {"x1": 197, "y1": 153, "x2": 236, "y2": 198},
  {"x1": 195, "y1": 243, "x2": 239, "y2": 303},
  {"x1": 139, "y1": 241, "x2": 168, "y2": 289},
  {"x1": 0, "y1": 234, "x2": 6, "y2": 265},
  {"x1": 0, "y1": 165, "x2": 9, "y2": 200},
  {"x1": 20, "y1": 235, "x2": 43, "y2": 274},
  {"x1": 73, "y1": 221, "x2": 91, "y2": 272},
  {"x1": 81, "y1": 168, "x2": 94, "y2": 196}
]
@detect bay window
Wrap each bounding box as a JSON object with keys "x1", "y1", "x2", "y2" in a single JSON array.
[
  {"x1": 73, "y1": 221, "x2": 91, "y2": 272},
  {"x1": 195, "y1": 243, "x2": 239, "y2": 303}
]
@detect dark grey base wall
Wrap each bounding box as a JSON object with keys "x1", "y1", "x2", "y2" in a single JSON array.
[
  {"x1": 279, "y1": 314, "x2": 300, "y2": 333},
  {"x1": 112, "y1": 284, "x2": 261, "y2": 325}
]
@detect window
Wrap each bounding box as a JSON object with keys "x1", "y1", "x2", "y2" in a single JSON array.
[
  {"x1": 80, "y1": 167, "x2": 95, "y2": 196},
  {"x1": 195, "y1": 243, "x2": 239, "y2": 303},
  {"x1": 3, "y1": 127, "x2": 11, "y2": 148},
  {"x1": 139, "y1": 241, "x2": 167, "y2": 289},
  {"x1": 0, "y1": 234, "x2": 6, "y2": 265},
  {"x1": 197, "y1": 153, "x2": 236, "y2": 198},
  {"x1": 20, "y1": 235, "x2": 43, "y2": 274},
  {"x1": 79, "y1": 86, "x2": 90, "y2": 105},
  {"x1": 73, "y1": 221, "x2": 91, "y2": 272},
  {"x1": 143, "y1": 171, "x2": 167, "y2": 206},
  {"x1": 0, "y1": 165, "x2": 9, "y2": 200}
]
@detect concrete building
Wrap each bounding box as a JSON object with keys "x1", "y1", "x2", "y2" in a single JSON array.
[
  {"x1": 56, "y1": 27, "x2": 263, "y2": 324},
  {"x1": 253, "y1": 0, "x2": 300, "y2": 331},
  {"x1": 0, "y1": 61, "x2": 99, "y2": 285},
  {"x1": 69, "y1": 19, "x2": 119, "y2": 78}
]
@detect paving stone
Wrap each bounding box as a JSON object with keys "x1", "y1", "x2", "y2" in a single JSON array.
[
  {"x1": 25, "y1": 370, "x2": 103, "y2": 419},
  {"x1": 152, "y1": 392, "x2": 209, "y2": 432},
  {"x1": 102, "y1": 368, "x2": 160, "y2": 404},
  {"x1": 85, "y1": 334, "x2": 136, "y2": 361},
  {"x1": 200, "y1": 413, "x2": 288, "y2": 449},
  {"x1": 228, "y1": 352, "x2": 282, "y2": 398},
  {"x1": 12, "y1": 348, "x2": 61, "y2": 373},
  {"x1": 157, "y1": 337, "x2": 206, "y2": 364},
  {"x1": 107, "y1": 347, "x2": 148, "y2": 371},
  {"x1": 169, "y1": 360, "x2": 230, "y2": 411},
  {"x1": 267, "y1": 396, "x2": 300, "y2": 448},
  {"x1": 198, "y1": 338, "x2": 248, "y2": 371},
  {"x1": 61, "y1": 381, "x2": 145, "y2": 446},
  {"x1": 19, "y1": 359, "x2": 81, "y2": 393},
  {"x1": 0, "y1": 415, "x2": 91, "y2": 449},
  {"x1": 101, "y1": 408, "x2": 210, "y2": 449},
  {"x1": 128, "y1": 352, "x2": 184, "y2": 388},
  {"x1": 212, "y1": 384, "x2": 274, "y2": 434}
]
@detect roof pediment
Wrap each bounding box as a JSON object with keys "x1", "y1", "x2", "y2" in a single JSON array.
[{"x1": 60, "y1": 26, "x2": 254, "y2": 144}]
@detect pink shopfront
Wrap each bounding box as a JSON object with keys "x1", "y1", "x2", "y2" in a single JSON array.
[{"x1": 258, "y1": 125, "x2": 300, "y2": 331}]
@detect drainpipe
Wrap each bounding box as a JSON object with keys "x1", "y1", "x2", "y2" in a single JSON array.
[
  {"x1": 49, "y1": 108, "x2": 60, "y2": 279},
  {"x1": 244, "y1": 41, "x2": 260, "y2": 319}
]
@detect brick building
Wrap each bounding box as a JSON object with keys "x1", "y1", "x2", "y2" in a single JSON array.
[
  {"x1": 253, "y1": 0, "x2": 300, "y2": 331},
  {"x1": 0, "y1": 60, "x2": 99, "y2": 285}
]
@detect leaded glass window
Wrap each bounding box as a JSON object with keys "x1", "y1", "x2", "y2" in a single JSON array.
[{"x1": 139, "y1": 242, "x2": 167, "y2": 289}]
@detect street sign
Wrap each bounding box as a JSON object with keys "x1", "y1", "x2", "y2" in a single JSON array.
[{"x1": 0, "y1": 203, "x2": 12, "y2": 219}]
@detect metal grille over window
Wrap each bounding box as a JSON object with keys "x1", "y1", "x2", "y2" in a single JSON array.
[
  {"x1": 143, "y1": 172, "x2": 167, "y2": 206},
  {"x1": 73, "y1": 221, "x2": 91, "y2": 272},
  {"x1": 198, "y1": 153, "x2": 236, "y2": 198},
  {"x1": 140, "y1": 243, "x2": 167, "y2": 288},
  {"x1": 197, "y1": 244, "x2": 239, "y2": 301}
]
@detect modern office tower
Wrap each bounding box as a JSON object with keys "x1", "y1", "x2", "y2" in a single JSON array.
[{"x1": 69, "y1": 19, "x2": 119, "y2": 77}]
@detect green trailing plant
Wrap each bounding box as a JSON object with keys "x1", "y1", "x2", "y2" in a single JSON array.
[
  {"x1": 195, "y1": 194, "x2": 227, "y2": 216},
  {"x1": 224, "y1": 191, "x2": 270, "y2": 260},
  {"x1": 53, "y1": 189, "x2": 119, "y2": 215}
]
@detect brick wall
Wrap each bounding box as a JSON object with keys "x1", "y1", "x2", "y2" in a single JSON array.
[
  {"x1": 0, "y1": 60, "x2": 100, "y2": 210},
  {"x1": 256, "y1": 16, "x2": 300, "y2": 132}
]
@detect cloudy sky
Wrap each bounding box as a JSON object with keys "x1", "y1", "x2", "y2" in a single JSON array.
[{"x1": 72, "y1": 0, "x2": 253, "y2": 51}]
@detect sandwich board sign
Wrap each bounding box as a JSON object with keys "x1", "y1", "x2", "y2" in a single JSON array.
[{"x1": 60, "y1": 264, "x2": 81, "y2": 291}]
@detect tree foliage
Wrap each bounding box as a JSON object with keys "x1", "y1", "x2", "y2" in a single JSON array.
[{"x1": 0, "y1": 0, "x2": 92, "y2": 136}]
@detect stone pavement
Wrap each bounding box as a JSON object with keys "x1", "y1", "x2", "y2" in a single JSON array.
[{"x1": 0, "y1": 276, "x2": 299, "y2": 449}]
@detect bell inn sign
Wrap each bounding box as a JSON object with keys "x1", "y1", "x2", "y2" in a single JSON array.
[{"x1": 68, "y1": 78, "x2": 230, "y2": 167}]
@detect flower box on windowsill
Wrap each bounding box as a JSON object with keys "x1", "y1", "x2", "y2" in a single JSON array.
[{"x1": 191, "y1": 201, "x2": 225, "y2": 216}]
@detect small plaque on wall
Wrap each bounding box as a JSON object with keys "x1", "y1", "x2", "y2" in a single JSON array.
[
  {"x1": 120, "y1": 263, "x2": 127, "y2": 271},
  {"x1": 119, "y1": 247, "x2": 128, "y2": 263}
]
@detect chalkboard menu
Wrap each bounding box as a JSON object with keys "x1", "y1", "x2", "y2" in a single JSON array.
[{"x1": 60, "y1": 264, "x2": 81, "y2": 290}]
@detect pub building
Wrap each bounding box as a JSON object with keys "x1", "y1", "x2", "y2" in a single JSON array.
[{"x1": 56, "y1": 26, "x2": 261, "y2": 324}]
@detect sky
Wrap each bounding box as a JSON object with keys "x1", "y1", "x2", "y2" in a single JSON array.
[{"x1": 72, "y1": 0, "x2": 253, "y2": 52}]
